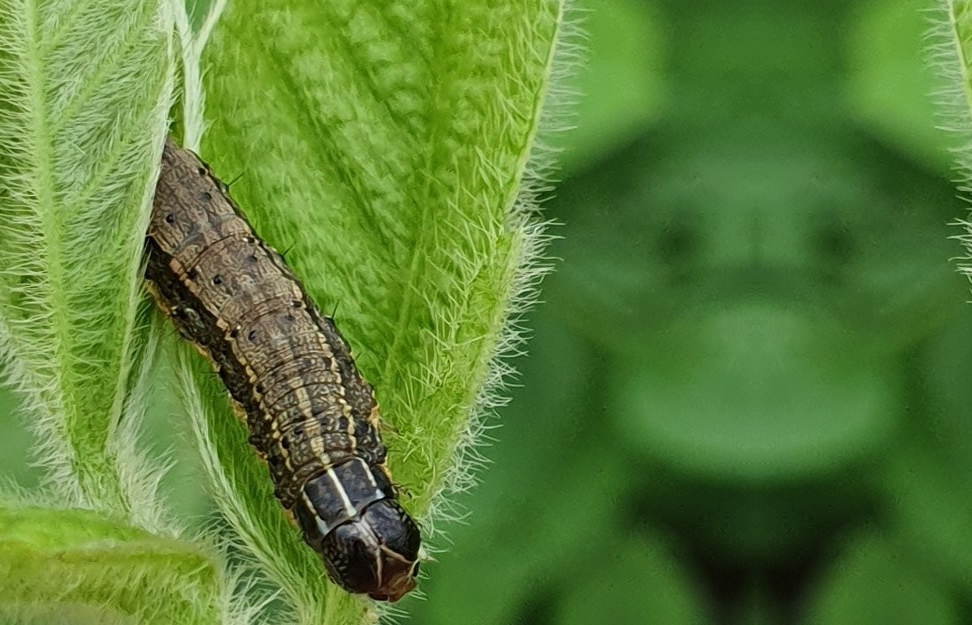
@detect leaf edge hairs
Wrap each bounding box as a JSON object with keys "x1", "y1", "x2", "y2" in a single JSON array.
[{"x1": 144, "y1": 137, "x2": 421, "y2": 602}]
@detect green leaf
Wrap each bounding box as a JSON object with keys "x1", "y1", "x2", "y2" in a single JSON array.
[
  {"x1": 0, "y1": 505, "x2": 225, "y2": 625},
  {"x1": 0, "y1": 0, "x2": 176, "y2": 518},
  {"x1": 552, "y1": 531, "x2": 708, "y2": 625},
  {"x1": 882, "y1": 439, "x2": 972, "y2": 593},
  {"x1": 612, "y1": 304, "x2": 897, "y2": 481},
  {"x1": 803, "y1": 531, "x2": 960, "y2": 625},
  {"x1": 418, "y1": 438, "x2": 630, "y2": 625},
  {"x1": 169, "y1": 0, "x2": 572, "y2": 622}
]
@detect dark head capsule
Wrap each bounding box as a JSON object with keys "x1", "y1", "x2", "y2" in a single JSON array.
[{"x1": 295, "y1": 459, "x2": 421, "y2": 601}]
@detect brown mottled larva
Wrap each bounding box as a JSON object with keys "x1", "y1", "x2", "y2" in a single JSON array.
[{"x1": 144, "y1": 138, "x2": 420, "y2": 601}]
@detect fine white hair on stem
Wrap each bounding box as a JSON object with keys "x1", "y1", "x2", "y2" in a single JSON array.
[{"x1": 928, "y1": 0, "x2": 972, "y2": 279}]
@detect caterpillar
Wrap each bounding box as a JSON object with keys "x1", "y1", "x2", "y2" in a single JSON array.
[{"x1": 144, "y1": 138, "x2": 421, "y2": 602}]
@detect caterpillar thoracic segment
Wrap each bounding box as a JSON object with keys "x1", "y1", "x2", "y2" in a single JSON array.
[{"x1": 145, "y1": 138, "x2": 421, "y2": 602}]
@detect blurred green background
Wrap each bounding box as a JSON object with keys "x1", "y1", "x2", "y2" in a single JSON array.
[{"x1": 5, "y1": 0, "x2": 972, "y2": 623}]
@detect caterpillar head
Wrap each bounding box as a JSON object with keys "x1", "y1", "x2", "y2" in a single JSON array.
[{"x1": 295, "y1": 460, "x2": 421, "y2": 601}]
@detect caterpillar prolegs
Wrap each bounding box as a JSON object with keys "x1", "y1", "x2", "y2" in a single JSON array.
[{"x1": 144, "y1": 138, "x2": 421, "y2": 602}]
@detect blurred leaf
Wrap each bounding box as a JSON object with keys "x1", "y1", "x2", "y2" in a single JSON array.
[
  {"x1": 416, "y1": 438, "x2": 630, "y2": 625},
  {"x1": 846, "y1": 0, "x2": 951, "y2": 174},
  {"x1": 919, "y1": 316, "x2": 972, "y2": 482},
  {"x1": 553, "y1": 129, "x2": 961, "y2": 354},
  {"x1": 557, "y1": 0, "x2": 666, "y2": 172},
  {"x1": 400, "y1": 306, "x2": 596, "y2": 625},
  {"x1": 802, "y1": 531, "x2": 959, "y2": 625},
  {"x1": 406, "y1": 305, "x2": 595, "y2": 540},
  {"x1": 640, "y1": 475, "x2": 878, "y2": 566},
  {"x1": 613, "y1": 304, "x2": 897, "y2": 481},
  {"x1": 882, "y1": 438, "x2": 972, "y2": 594},
  {"x1": 553, "y1": 530, "x2": 709, "y2": 625},
  {"x1": 409, "y1": 306, "x2": 629, "y2": 624},
  {"x1": 547, "y1": 133, "x2": 963, "y2": 481}
]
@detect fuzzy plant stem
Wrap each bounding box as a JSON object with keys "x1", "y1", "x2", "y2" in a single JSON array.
[{"x1": 933, "y1": 0, "x2": 972, "y2": 269}]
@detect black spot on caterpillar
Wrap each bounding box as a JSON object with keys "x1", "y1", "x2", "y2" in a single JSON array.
[{"x1": 145, "y1": 138, "x2": 420, "y2": 602}]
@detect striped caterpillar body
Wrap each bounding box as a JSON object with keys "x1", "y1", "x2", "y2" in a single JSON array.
[{"x1": 145, "y1": 138, "x2": 421, "y2": 602}]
